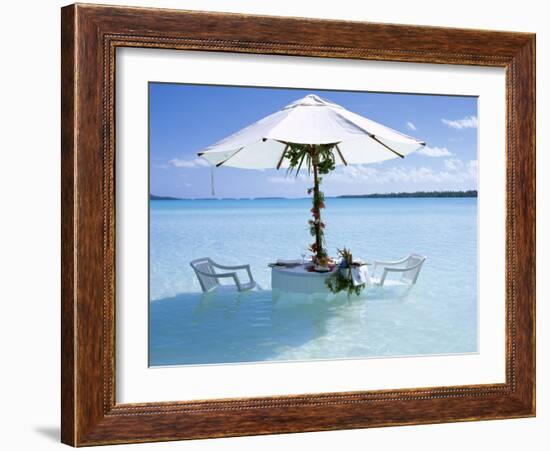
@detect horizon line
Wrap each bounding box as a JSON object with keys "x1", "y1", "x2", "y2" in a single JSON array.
[{"x1": 150, "y1": 189, "x2": 478, "y2": 201}]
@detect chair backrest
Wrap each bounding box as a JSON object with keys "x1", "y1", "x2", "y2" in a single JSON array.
[
  {"x1": 400, "y1": 254, "x2": 426, "y2": 284},
  {"x1": 190, "y1": 258, "x2": 219, "y2": 292}
]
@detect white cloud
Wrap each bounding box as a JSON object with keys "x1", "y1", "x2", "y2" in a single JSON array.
[
  {"x1": 406, "y1": 121, "x2": 417, "y2": 131},
  {"x1": 266, "y1": 177, "x2": 295, "y2": 185},
  {"x1": 267, "y1": 174, "x2": 308, "y2": 184},
  {"x1": 466, "y1": 160, "x2": 478, "y2": 178},
  {"x1": 441, "y1": 115, "x2": 478, "y2": 129},
  {"x1": 416, "y1": 146, "x2": 453, "y2": 157},
  {"x1": 169, "y1": 157, "x2": 210, "y2": 168},
  {"x1": 444, "y1": 158, "x2": 463, "y2": 171},
  {"x1": 444, "y1": 158, "x2": 478, "y2": 178},
  {"x1": 328, "y1": 159, "x2": 478, "y2": 186}
]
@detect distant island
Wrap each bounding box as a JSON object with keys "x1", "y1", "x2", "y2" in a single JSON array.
[
  {"x1": 150, "y1": 190, "x2": 477, "y2": 200},
  {"x1": 150, "y1": 194, "x2": 184, "y2": 201},
  {"x1": 338, "y1": 190, "x2": 477, "y2": 199}
]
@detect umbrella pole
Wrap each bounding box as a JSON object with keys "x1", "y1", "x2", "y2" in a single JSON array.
[{"x1": 311, "y1": 145, "x2": 325, "y2": 263}]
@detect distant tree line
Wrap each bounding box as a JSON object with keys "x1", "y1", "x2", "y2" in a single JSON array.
[
  {"x1": 151, "y1": 190, "x2": 478, "y2": 200},
  {"x1": 339, "y1": 190, "x2": 478, "y2": 198},
  {"x1": 150, "y1": 194, "x2": 182, "y2": 200}
]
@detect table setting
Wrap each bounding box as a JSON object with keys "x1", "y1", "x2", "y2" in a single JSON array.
[{"x1": 269, "y1": 248, "x2": 371, "y2": 296}]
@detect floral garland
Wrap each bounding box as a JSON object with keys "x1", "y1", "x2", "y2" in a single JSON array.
[{"x1": 284, "y1": 143, "x2": 336, "y2": 265}]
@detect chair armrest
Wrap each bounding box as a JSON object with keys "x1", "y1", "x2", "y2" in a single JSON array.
[
  {"x1": 385, "y1": 260, "x2": 425, "y2": 272},
  {"x1": 195, "y1": 268, "x2": 242, "y2": 290},
  {"x1": 211, "y1": 262, "x2": 253, "y2": 284},
  {"x1": 372, "y1": 257, "x2": 408, "y2": 277},
  {"x1": 211, "y1": 262, "x2": 249, "y2": 270},
  {"x1": 379, "y1": 260, "x2": 425, "y2": 285},
  {"x1": 193, "y1": 268, "x2": 236, "y2": 279},
  {"x1": 373, "y1": 257, "x2": 409, "y2": 267},
  {"x1": 383, "y1": 267, "x2": 407, "y2": 273}
]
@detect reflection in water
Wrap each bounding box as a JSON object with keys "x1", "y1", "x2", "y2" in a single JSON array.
[{"x1": 148, "y1": 285, "x2": 467, "y2": 367}]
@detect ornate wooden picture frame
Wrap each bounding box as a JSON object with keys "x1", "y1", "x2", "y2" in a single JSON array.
[{"x1": 61, "y1": 3, "x2": 535, "y2": 446}]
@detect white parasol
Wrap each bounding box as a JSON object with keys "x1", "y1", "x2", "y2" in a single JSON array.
[{"x1": 198, "y1": 94, "x2": 425, "y2": 169}]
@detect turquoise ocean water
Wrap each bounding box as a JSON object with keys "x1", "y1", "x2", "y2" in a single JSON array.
[{"x1": 149, "y1": 198, "x2": 477, "y2": 366}]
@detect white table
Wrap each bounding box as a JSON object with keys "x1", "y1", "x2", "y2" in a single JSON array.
[
  {"x1": 271, "y1": 264, "x2": 338, "y2": 295},
  {"x1": 271, "y1": 263, "x2": 372, "y2": 299}
]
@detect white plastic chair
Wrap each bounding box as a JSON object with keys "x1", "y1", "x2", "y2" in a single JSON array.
[
  {"x1": 371, "y1": 254, "x2": 426, "y2": 287},
  {"x1": 190, "y1": 258, "x2": 257, "y2": 293}
]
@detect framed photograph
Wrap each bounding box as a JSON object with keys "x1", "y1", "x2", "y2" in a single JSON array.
[{"x1": 61, "y1": 3, "x2": 535, "y2": 446}]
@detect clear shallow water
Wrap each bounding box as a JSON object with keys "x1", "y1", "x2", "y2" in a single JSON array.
[{"x1": 149, "y1": 198, "x2": 477, "y2": 366}]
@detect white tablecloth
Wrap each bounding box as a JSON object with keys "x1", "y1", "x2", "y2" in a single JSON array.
[
  {"x1": 271, "y1": 264, "x2": 371, "y2": 294},
  {"x1": 271, "y1": 264, "x2": 336, "y2": 294}
]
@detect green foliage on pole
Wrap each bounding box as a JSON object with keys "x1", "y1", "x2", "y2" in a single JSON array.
[{"x1": 284, "y1": 143, "x2": 337, "y2": 265}]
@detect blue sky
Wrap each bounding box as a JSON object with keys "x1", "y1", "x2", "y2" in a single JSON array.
[{"x1": 149, "y1": 83, "x2": 478, "y2": 198}]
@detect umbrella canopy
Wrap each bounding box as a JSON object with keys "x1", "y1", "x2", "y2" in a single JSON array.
[{"x1": 198, "y1": 94, "x2": 425, "y2": 168}]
